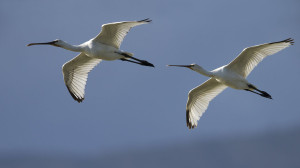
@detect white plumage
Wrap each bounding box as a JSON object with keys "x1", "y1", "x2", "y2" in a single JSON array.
[
  {"x1": 28, "y1": 19, "x2": 154, "y2": 102},
  {"x1": 187, "y1": 78, "x2": 227, "y2": 127},
  {"x1": 62, "y1": 53, "x2": 102, "y2": 101},
  {"x1": 227, "y1": 39, "x2": 293, "y2": 77},
  {"x1": 94, "y1": 20, "x2": 151, "y2": 49},
  {"x1": 168, "y1": 38, "x2": 294, "y2": 129}
]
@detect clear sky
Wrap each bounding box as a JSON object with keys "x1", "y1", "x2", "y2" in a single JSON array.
[{"x1": 0, "y1": 0, "x2": 299, "y2": 157}]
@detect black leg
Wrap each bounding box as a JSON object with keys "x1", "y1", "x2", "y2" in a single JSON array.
[
  {"x1": 124, "y1": 55, "x2": 154, "y2": 67},
  {"x1": 120, "y1": 58, "x2": 142, "y2": 65},
  {"x1": 245, "y1": 89, "x2": 272, "y2": 99},
  {"x1": 120, "y1": 58, "x2": 154, "y2": 67},
  {"x1": 245, "y1": 89, "x2": 261, "y2": 96},
  {"x1": 247, "y1": 84, "x2": 272, "y2": 99},
  {"x1": 256, "y1": 89, "x2": 272, "y2": 99},
  {"x1": 118, "y1": 52, "x2": 154, "y2": 67}
]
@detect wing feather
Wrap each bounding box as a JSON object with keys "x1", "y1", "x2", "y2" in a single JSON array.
[
  {"x1": 226, "y1": 38, "x2": 294, "y2": 77},
  {"x1": 93, "y1": 18, "x2": 151, "y2": 49},
  {"x1": 186, "y1": 78, "x2": 227, "y2": 129},
  {"x1": 62, "y1": 53, "x2": 101, "y2": 102}
]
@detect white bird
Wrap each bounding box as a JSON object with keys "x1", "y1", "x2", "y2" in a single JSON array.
[
  {"x1": 168, "y1": 38, "x2": 294, "y2": 129},
  {"x1": 27, "y1": 18, "x2": 154, "y2": 102}
]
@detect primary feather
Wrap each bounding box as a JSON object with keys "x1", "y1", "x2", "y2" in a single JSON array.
[
  {"x1": 227, "y1": 38, "x2": 294, "y2": 77},
  {"x1": 94, "y1": 18, "x2": 152, "y2": 49},
  {"x1": 62, "y1": 53, "x2": 101, "y2": 102}
]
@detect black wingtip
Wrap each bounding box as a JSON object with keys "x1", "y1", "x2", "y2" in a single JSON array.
[
  {"x1": 287, "y1": 38, "x2": 294, "y2": 45},
  {"x1": 66, "y1": 86, "x2": 84, "y2": 103},
  {"x1": 281, "y1": 38, "x2": 294, "y2": 45},
  {"x1": 269, "y1": 38, "x2": 294, "y2": 45},
  {"x1": 186, "y1": 109, "x2": 196, "y2": 129},
  {"x1": 138, "y1": 18, "x2": 152, "y2": 23}
]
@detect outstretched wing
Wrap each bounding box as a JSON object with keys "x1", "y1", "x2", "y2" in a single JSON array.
[
  {"x1": 62, "y1": 53, "x2": 102, "y2": 102},
  {"x1": 93, "y1": 18, "x2": 151, "y2": 49},
  {"x1": 226, "y1": 38, "x2": 294, "y2": 78},
  {"x1": 186, "y1": 78, "x2": 227, "y2": 129}
]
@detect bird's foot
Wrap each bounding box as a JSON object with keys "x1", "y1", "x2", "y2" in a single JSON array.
[
  {"x1": 260, "y1": 91, "x2": 272, "y2": 99},
  {"x1": 140, "y1": 60, "x2": 155, "y2": 67}
]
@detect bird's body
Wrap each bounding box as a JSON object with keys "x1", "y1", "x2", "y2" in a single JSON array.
[
  {"x1": 168, "y1": 38, "x2": 294, "y2": 129},
  {"x1": 28, "y1": 18, "x2": 154, "y2": 102},
  {"x1": 212, "y1": 66, "x2": 249, "y2": 90},
  {"x1": 71, "y1": 41, "x2": 123, "y2": 60}
]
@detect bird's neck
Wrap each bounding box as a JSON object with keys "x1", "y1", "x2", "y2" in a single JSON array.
[
  {"x1": 194, "y1": 67, "x2": 214, "y2": 77},
  {"x1": 58, "y1": 41, "x2": 84, "y2": 52}
]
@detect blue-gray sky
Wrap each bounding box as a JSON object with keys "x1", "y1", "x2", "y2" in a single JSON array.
[{"x1": 0, "y1": 0, "x2": 299, "y2": 156}]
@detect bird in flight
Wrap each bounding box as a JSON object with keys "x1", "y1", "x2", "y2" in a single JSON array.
[
  {"x1": 168, "y1": 38, "x2": 294, "y2": 129},
  {"x1": 27, "y1": 18, "x2": 154, "y2": 102}
]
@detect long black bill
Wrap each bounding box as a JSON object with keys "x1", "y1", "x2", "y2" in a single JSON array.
[
  {"x1": 27, "y1": 41, "x2": 56, "y2": 46},
  {"x1": 167, "y1": 65, "x2": 192, "y2": 68}
]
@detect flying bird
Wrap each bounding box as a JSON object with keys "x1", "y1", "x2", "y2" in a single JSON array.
[
  {"x1": 27, "y1": 18, "x2": 154, "y2": 102},
  {"x1": 168, "y1": 38, "x2": 294, "y2": 129}
]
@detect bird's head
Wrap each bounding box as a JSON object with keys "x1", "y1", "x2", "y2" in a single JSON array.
[
  {"x1": 167, "y1": 63, "x2": 201, "y2": 71},
  {"x1": 27, "y1": 39, "x2": 62, "y2": 47}
]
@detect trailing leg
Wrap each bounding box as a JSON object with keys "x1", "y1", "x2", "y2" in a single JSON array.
[
  {"x1": 120, "y1": 58, "x2": 145, "y2": 66},
  {"x1": 256, "y1": 89, "x2": 272, "y2": 99},
  {"x1": 246, "y1": 84, "x2": 272, "y2": 99},
  {"x1": 117, "y1": 51, "x2": 154, "y2": 67}
]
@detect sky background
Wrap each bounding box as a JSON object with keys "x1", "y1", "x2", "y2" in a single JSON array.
[{"x1": 0, "y1": 0, "x2": 299, "y2": 166}]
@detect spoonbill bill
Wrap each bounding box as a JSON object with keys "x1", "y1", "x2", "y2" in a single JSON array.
[
  {"x1": 27, "y1": 18, "x2": 154, "y2": 102},
  {"x1": 168, "y1": 38, "x2": 294, "y2": 129}
]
